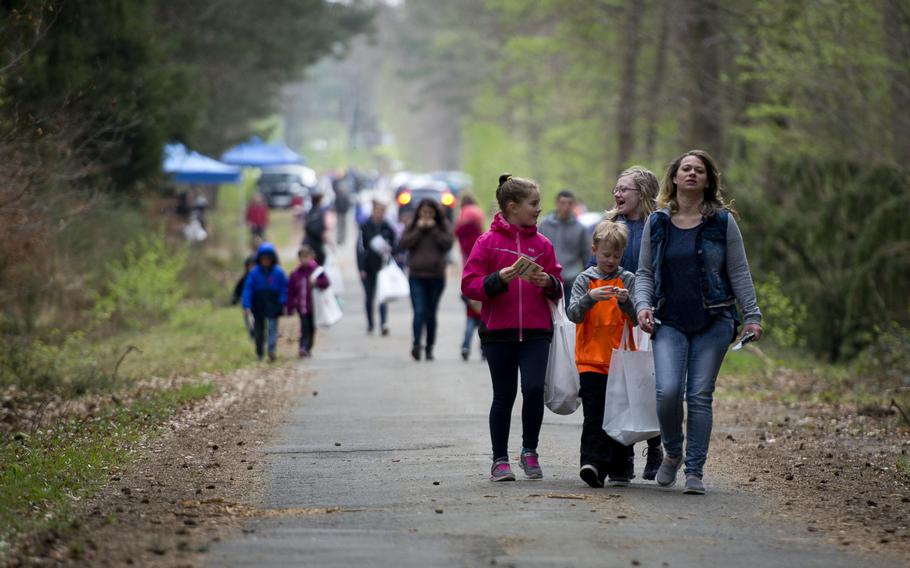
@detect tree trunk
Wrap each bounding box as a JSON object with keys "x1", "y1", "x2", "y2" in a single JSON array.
[
  {"x1": 615, "y1": 0, "x2": 645, "y2": 174},
  {"x1": 644, "y1": 0, "x2": 670, "y2": 162},
  {"x1": 883, "y1": 0, "x2": 910, "y2": 162},
  {"x1": 685, "y1": 0, "x2": 723, "y2": 154}
]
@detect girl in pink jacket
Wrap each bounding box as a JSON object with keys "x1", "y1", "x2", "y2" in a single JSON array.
[{"x1": 461, "y1": 173, "x2": 563, "y2": 482}]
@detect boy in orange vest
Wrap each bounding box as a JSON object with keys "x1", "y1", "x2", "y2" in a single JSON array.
[{"x1": 567, "y1": 220, "x2": 638, "y2": 487}]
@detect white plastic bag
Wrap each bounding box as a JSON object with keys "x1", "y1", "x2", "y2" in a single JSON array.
[
  {"x1": 183, "y1": 218, "x2": 207, "y2": 242},
  {"x1": 544, "y1": 287, "x2": 580, "y2": 415},
  {"x1": 376, "y1": 259, "x2": 410, "y2": 304},
  {"x1": 323, "y1": 250, "x2": 344, "y2": 295},
  {"x1": 310, "y1": 267, "x2": 342, "y2": 328},
  {"x1": 603, "y1": 324, "x2": 660, "y2": 445}
]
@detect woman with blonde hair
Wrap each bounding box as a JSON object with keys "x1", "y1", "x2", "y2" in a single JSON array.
[{"x1": 603, "y1": 166, "x2": 663, "y2": 481}]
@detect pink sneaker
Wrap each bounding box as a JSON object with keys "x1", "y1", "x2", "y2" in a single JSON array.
[
  {"x1": 519, "y1": 451, "x2": 543, "y2": 479},
  {"x1": 490, "y1": 459, "x2": 516, "y2": 482}
]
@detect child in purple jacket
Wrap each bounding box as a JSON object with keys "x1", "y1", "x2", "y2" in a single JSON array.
[{"x1": 286, "y1": 245, "x2": 330, "y2": 357}]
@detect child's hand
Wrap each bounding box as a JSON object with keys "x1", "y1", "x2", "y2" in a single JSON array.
[
  {"x1": 615, "y1": 288, "x2": 630, "y2": 303},
  {"x1": 499, "y1": 266, "x2": 519, "y2": 283},
  {"x1": 589, "y1": 285, "x2": 618, "y2": 302},
  {"x1": 527, "y1": 271, "x2": 552, "y2": 288}
]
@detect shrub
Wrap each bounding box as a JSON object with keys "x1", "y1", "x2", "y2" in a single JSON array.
[
  {"x1": 94, "y1": 233, "x2": 187, "y2": 328},
  {"x1": 853, "y1": 321, "x2": 910, "y2": 393},
  {"x1": 754, "y1": 273, "x2": 807, "y2": 349}
]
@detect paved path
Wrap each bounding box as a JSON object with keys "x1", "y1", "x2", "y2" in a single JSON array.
[{"x1": 209, "y1": 235, "x2": 887, "y2": 568}]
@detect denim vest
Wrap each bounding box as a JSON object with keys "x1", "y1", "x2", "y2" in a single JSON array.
[{"x1": 648, "y1": 208, "x2": 736, "y2": 315}]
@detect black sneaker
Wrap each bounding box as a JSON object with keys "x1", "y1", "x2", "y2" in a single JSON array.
[
  {"x1": 411, "y1": 344, "x2": 421, "y2": 361},
  {"x1": 607, "y1": 474, "x2": 630, "y2": 487},
  {"x1": 461, "y1": 348, "x2": 469, "y2": 361},
  {"x1": 381, "y1": 326, "x2": 390, "y2": 336},
  {"x1": 643, "y1": 444, "x2": 664, "y2": 481},
  {"x1": 579, "y1": 464, "x2": 603, "y2": 488},
  {"x1": 425, "y1": 347, "x2": 434, "y2": 361}
]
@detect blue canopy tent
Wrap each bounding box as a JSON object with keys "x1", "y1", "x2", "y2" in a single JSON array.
[
  {"x1": 163, "y1": 143, "x2": 242, "y2": 184},
  {"x1": 220, "y1": 136, "x2": 305, "y2": 167}
]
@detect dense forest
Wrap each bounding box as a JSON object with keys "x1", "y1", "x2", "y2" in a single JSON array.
[{"x1": 377, "y1": 0, "x2": 910, "y2": 363}]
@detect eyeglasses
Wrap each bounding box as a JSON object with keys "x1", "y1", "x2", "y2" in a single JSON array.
[{"x1": 612, "y1": 186, "x2": 639, "y2": 195}]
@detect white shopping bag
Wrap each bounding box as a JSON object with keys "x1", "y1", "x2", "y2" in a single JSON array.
[
  {"x1": 544, "y1": 286, "x2": 580, "y2": 415},
  {"x1": 376, "y1": 259, "x2": 410, "y2": 304},
  {"x1": 323, "y1": 250, "x2": 344, "y2": 295},
  {"x1": 603, "y1": 323, "x2": 660, "y2": 445},
  {"x1": 310, "y1": 267, "x2": 342, "y2": 328}
]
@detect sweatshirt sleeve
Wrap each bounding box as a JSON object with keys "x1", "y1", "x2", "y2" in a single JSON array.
[
  {"x1": 241, "y1": 271, "x2": 254, "y2": 310},
  {"x1": 619, "y1": 270, "x2": 637, "y2": 322},
  {"x1": 286, "y1": 272, "x2": 299, "y2": 314},
  {"x1": 431, "y1": 226, "x2": 455, "y2": 251},
  {"x1": 356, "y1": 226, "x2": 367, "y2": 272},
  {"x1": 566, "y1": 272, "x2": 596, "y2": 323},
  {"x1": 278, "y1": 269, "x2": 289, "y2": 308},
  {"x1": 726, "y1": 216, "x2": 762, "y2": 325},
  {"x1": 633, "y1": 218, "x2": 656, "y2": 315},
  {"x1": 398, "y1": 226, "x2": 420, "y2": 251},
  {"x1": 541, "y1": 239, "x2": 563, "y2": 300},
  {"x1": 462, "y1": 237, "x2": 498, "y2": 301}
]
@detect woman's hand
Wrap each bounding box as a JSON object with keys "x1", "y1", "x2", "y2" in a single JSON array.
[
  {"x1": 417, "y1": 217, "x2": 436, "y2": 229},
  {"x1": 637, "y1": 309, "x2": 655, "y2": 334},
  {"x1": 738, "y1": 323, "x2": 763, "y2": 342},
  {"x1": 589, "y1": 285, "x2": 618, "y2": 302},
  {"x1": 528, "y1": 271, "x2": 553, "y2": 288},
  {"x1": 499, "y1": 266, "x2": 519, "y2": 283}
]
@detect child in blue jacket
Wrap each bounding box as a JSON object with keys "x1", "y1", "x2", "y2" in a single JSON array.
[{"x1": 242, "y1": 242, "x2": 288, "y2": 361}]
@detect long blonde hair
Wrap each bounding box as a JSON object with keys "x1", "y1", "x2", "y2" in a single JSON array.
[
  {"x1": 605, "y1": 166, "x2": 659, "y2": 221},
  {"x1": 657, "y1": 150, "x2": 734, "y2": 217}
]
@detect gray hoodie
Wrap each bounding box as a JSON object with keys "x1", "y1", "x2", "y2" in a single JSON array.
[
  {"x1": 567, "y1": 265, "x2": 637, "y2": 324},
  {"x1": 538, "y1": 212, "x2": 591, "y2": 285}
]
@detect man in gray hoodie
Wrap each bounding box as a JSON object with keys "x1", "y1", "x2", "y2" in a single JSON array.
[{"x1": 539, "y1": 189, "x2": 591, "y2": 288}]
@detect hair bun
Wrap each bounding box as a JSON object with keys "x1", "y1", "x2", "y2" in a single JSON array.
[{"x1": 498, "y1": 173, "x2": 513, "y2": 186}]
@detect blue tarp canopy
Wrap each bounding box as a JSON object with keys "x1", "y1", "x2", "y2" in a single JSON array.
[
  {"x1": 220, "y1": 136, "x2": 304, "y2": 167},
  {"x1": 163, "y1": 143, "x2": 242, "y2": 184}
]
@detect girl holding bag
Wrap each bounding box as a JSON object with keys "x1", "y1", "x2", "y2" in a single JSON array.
[
  {"x1": 635, "y1": 150, "x2": 762, "y2": 495},
  {"x1": 567, "y1": 220, "x2": 637, "y2": 487},
  {"x1": 462, "y1": 173, "x2": 562, "y2": 482}
]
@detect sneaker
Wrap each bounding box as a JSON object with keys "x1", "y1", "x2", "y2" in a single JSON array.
[
  {"x1": 519, "y1": 451, "x2": 543, "y2": 479},
  {"x1": 461, "y1": 348, "x2": 470, "y2": 361},
  {"x1": 425, "y1": 347, "x2": 434, "y2": 361},
  {"x1": 381, "y1": 326, "x2": 390, "y2": 336},
  {"x1": 607, "y1": 474, "x2": 630, "y2": 487},
  {"x1": 366, "y1": 326, "x2": 375, "y2": 335},
  {"x1": 410, "y1": 344, "x2": 421, "y2": 361},
  {"x1": 490, "y1": 459, "x2": 516, "y2": 482},
  {"x1": 298, "y1": 348, "x2": 309, "y2": 358},
  {"x1": 656, "y1": 456, "x2": 683, "y2": 487},
  {"x1": 267, "y1": 351, "x2": 277, "y2": 363},
  {"x1": 579, "y1": 464, "x2": 603, "y2": 488},
  {"x1": 643, "y1": 444, "x2": 664, "y2": 481},
  {"x1": 683, "y1": 475, "x2": 706, "y2": 495}
]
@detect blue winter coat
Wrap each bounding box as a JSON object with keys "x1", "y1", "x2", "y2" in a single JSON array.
[{"x1": 241, "y1": 243, "x2": 288, "y2": 318}]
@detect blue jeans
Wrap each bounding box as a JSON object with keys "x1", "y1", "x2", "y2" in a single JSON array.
[
  {"x1": 409, "y1": 277, "x2": 445, "y2": 348},
  {"x1": 652, "y1": 316, "x2": 734, "y2": 478},
  {"x1": 462, "y1": 316, "x2": 481, "y2": 352},
  {"x1": 253, "y1": 316, "x2": 279, "y2": 358}
]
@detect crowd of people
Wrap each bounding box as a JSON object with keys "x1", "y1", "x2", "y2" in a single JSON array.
[{"x1": 232, "y1": 150, "x2": 762, "y2": 495}]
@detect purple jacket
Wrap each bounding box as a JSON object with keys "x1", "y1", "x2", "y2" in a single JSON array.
[{"x1": 286, "y1": 260, "x2": 330, "y2": 316}]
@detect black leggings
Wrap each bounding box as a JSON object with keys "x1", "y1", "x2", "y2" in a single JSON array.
[
  {"x1": 361, "y1": 271, "x2": 388, "y2": 331},
  {"x1": 484, "y1": 338, "x2": 549, "y2": 461}
]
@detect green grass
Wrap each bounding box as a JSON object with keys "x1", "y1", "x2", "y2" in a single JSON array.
[
  {"x1": 103, "y1": 300, "x2": 257, "y2": 381},
  {"x1": 0, "y1": 382, "x2": 215, "y2": 548},
  {"x1": 897, "y1": 455, "x2": 910, "y2": 480}
]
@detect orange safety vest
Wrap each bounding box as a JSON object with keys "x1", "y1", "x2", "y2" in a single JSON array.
[{"x1": 574, "y1": 275, "x2": 636, "y2": 375}]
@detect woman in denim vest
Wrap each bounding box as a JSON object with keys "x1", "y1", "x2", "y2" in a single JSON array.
[{"x1": 634, "y1": 150, "x2": 762, "y2": 495}]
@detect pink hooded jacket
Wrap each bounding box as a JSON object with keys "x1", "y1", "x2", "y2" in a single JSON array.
[{"x1": 461, "y1": 213, "x2": 563, "y2": 340}]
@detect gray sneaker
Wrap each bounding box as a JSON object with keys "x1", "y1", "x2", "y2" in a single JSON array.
[
  {"x1": 683, "y1": 475, "x2": 706, "y2": 495},
  {"x1": 655, "y1": 456, "x2": 683, "y2": 487}
]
